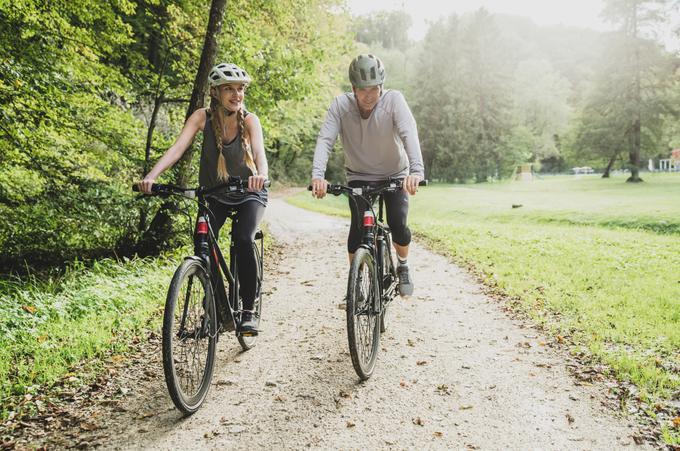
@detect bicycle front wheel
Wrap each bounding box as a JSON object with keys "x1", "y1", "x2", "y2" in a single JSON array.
[
  {"x1": 346, "y1": 247, "x2": 381, "y2": 380},
  {"x1": 162, "y1": 258, "x2": 217, "y2": 415}
]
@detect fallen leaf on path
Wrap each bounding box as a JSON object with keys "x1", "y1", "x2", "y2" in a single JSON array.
[
  {"x1": 79, "y1": 422, "x2": 99, "y2": 431},
  {"x1": 416, "y1": 360, "x2": 427, "y2": 366},
  {"x1": 566, "y1": 413, "x2": 575, "y2": 424},
  {"x1": 412, "y1": 417, "x2": 424, "y2": 426},
  {"x1": 459, "y1": 404, "x2": 473, "y2": 410},
  {"x1": 436, "y1": 384, "x2": 451, "y2": 395},
  {"x1": 434, "y1": 431, "x2": 443, "y2": 438},
  {"x1": 346, "y1": 421, "x2": 355, "y2": 428},
  {"x1": 672, "y1": 416, "x2": 680, "y2": 428},
  {"x1": 22, "y1": 305, "x2": 37, "y2": 314}
]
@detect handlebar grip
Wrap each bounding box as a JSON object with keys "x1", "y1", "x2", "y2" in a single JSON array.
[
  {"x1": 132, "y1": 184, "x2": 140, "y2": 192},
  {"x1": 418, "y1": 180, "x2": 428, "y2": 186},
  {"x1": 307, "y1": 185, "x2": 313, "y2": 191}
]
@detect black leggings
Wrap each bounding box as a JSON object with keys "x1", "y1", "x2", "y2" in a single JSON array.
[
  {"x1": 208, "y1": 199, "x2": 265, "y2": 311},
  {"x1": 347, "y1": 180, "x2": 411, "y2": 254}
]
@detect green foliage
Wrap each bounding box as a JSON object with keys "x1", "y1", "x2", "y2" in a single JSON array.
[
  {"x1": 357, "y1": 7, "x2": 680, "y2": 181},
  {"x1": 408, "y1": 10, "x2": 517, "y2": 182},
  {"x1": 212, "y1": 0, "x2": 353, "y2": 184},
  {"x1": 353, "y1": 10, "x2": 412, "y2": 50},
  {"x1": 0, "y1": 253, "x2": 179, "y2": 406},
  {"x1": 0, "y1": 0, "x2": 355, "y2": 267}
]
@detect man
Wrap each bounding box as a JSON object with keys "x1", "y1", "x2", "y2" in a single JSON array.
[{"x1": 310, "y1": 54, "x2": 425, "y2": 296}]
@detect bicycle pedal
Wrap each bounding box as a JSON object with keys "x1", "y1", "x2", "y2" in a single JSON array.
[{"x1": 238, "y1": 331, "x2": 259, "y2": 337}]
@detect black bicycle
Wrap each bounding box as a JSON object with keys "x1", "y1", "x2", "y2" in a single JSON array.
[
  {"x1": 310, "y1": 178, "x2": 427, "y2": 380},
  {"x1": 133, "y1": 177, "x2": 267, "y2": 414}
]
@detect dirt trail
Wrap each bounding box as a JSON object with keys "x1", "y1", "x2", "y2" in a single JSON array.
[{"x1": 89, "y1": 197, "x2": 649, "y2": 450}]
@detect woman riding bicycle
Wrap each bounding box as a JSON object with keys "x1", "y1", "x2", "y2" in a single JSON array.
[{"x1": 138, "y1": 62, "x2": 268, "y2": 335}]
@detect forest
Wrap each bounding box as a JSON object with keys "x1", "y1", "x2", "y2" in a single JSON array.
[{"x1": 0, "y1": 0, "x2": 678, "y2": 270}]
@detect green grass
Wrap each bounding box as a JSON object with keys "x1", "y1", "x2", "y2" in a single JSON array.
[
  {"x1": 0, "y1": 254, "x2": 181, "y2": 412},
  {"x1": 0, "y1": 221, "x2": 273, "y2": 419},
  {"x1": 288, "y1": 173, "x2": 680, "y2": 422}
]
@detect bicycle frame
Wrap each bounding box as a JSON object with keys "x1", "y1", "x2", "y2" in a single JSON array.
[
  {"x1": 134, "y1": 177, "x2": 266, "y2": 332},
  {"x1": 355, "y1": 190, "x2": 397, "y2": 316},
  {"x1": 198, "y1": 195, "x2": 265, "y2": 334}
]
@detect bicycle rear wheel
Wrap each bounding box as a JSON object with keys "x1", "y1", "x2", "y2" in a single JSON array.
[
  {"x1": 162, "y1": 258, "x2": 217, "y2": 415},
  {"x1": 346, "y1": 247, "x2": 381, "y2": 380},
  {"x1": 237, "y1": 242, "x2": 263, "y2": 350}
]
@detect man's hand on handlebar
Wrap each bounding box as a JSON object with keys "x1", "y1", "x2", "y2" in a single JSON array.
[
  {"x1": 311, "y1": 178, "x2": 329, "y2": 199},
  {"x1": 403, "y1": 174, "x2": 422, "y2": 195}
]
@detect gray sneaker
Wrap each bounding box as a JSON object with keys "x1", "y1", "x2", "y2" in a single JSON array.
[{"x1": 397, "y1": 265, "x2": 414, "y2": 296}]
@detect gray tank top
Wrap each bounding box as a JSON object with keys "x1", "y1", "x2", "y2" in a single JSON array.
[{"x1": 198, "y1": 111, "x2": 268, "y2": 206}]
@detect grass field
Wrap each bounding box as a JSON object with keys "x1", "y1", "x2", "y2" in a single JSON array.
[{"x1": 289, "y1": 173, "x2": 680, "y2": 442}]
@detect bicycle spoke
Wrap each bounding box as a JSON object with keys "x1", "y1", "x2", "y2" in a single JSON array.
[{"x1": 171, "y1": 273, "x2": 211, "y2": 400}]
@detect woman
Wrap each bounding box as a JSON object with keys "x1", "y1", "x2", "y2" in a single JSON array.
[{"x1": 138, "y1": 62, "x2": 268, "y2": 334}]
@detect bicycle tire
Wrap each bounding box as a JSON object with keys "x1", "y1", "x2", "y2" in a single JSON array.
[
  {"x1": 237, "y1": 242, "x2": 263, "y2": 350},
  {"x1": 162, "y1": 258, "x2": 217, "y2": 415},
  {"x1": 379, "y1": 238, "x2": 393, "y2": 333},
  {"x1": 346, "y1": 247, "x2": 381, "y2": 380}
]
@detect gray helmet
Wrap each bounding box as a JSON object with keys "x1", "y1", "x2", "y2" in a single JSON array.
[
  {"x1": 348, "y1": 54, "x2": 386, "y2": 88},
  {"x1": 209, "y1": 63, "x2": 252, "y2": 87}
]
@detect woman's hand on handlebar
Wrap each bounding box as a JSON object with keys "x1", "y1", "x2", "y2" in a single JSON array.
[
  {"x1": 138, "y1": 177, "x2": 155, "y2": 194},
  {"x1": 311, "y1": 178, "x2": 328, "y2": 199},
  {"x1": 403, "y1": 174, "x2": 422, "y2": 195},
  {"x1": 248, "y1": 174, "x2": 268, "y2": 192}
]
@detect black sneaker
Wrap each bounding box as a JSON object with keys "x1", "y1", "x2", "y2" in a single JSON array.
[
  {"x1": 238, "y1": 310, "x2": 259, "y2": 336},
  {"x1": 397, "y1": 265, "x2": 414, "y2": 296}
]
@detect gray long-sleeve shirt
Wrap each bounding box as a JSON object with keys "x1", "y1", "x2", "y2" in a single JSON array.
[{"x1": 311, "y1": 90, "x2": 425, "y2": 182}]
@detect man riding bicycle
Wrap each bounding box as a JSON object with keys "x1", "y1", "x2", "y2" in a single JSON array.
[{"x1": 310, "y1": 54, "x2": 425, "y2": 296}]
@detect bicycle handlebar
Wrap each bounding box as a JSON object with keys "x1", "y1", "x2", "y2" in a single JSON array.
[
  {"x1": 307, "y1": 179, "x2": 428, "y2": 196},
  {"x1": 133, "y1": 177, "x2": 270, "y2": 198}
]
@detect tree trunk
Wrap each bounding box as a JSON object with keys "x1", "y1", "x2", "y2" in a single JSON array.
[
  {"x1": 602, "y1": 150, "x2": 620, "y2": 178},
  {"x1": 138, "y1": 92, "x2": 164, "y2": 233},
  {"x1": 176, "y1": 0, "x2": 227, "y2": 187},
  {"x1": 626, "y1": 2, "x2": 643, "y2": 183},
  {"x1": 626, "y1": 118, "x2": 643, "y2": 182},
  {"x1": 140, "y1": 0, "x2": 228, "y2": 254}
]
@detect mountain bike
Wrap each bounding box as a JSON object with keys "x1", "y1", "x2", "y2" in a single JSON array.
[
  {"x1": 309, "y1": 178, "x2": 427, "y2": 380},
  {"x1": 133, "y1": 177, "x2": 267, "y2": 414}
]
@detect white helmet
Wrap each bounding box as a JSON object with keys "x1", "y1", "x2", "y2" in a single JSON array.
[{"x1": 209, "y1": 63, "x2": 252, "y2": 87}]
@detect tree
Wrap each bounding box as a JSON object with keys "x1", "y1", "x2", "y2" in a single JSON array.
[
  {"x1": 138, "y1": 0, "x2": 226, "y2": 255},
  {"x1": 354, "y1": 10, "x2": 412, "y2": 50},
  {"x1": 566, "y1": 11, "x2": 678, "y2": 179},
  {"x1": 600, "y1": 0, "x2": 677, "y2": 182},
  {"x1": 511, "y1": 59, "x2": 572, "y2": 164}
]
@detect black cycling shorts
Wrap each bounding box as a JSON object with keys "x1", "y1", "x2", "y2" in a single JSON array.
[{"x1": 346, "y1": 179, "x2": 411, "y2": 254}]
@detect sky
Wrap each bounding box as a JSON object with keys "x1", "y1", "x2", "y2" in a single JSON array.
[{"x1": 347, "y1": 0, "x2": 611, "y2": 40}]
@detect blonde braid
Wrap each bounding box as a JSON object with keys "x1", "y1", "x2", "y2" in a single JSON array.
[
  {"x1": 210, "y1": 97, "x2": 229, "y2": 181},
  {"x1": 238, "y1": 108, "x2": 258, "y2": 175}
]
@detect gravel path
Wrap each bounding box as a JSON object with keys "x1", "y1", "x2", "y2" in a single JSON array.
[{"x1": 97, "y1": 197, "x2": 647, "y2": 450}]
